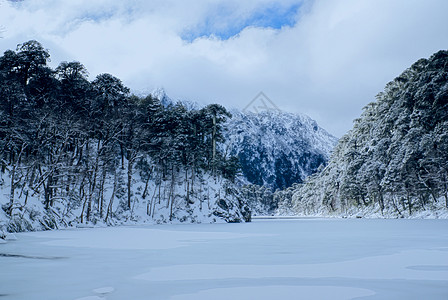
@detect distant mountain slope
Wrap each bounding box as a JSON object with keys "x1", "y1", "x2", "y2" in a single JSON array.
[
  {"x1": 147, "y1": 90, "x2": 338, "y2": 192},
  {"x1": 282, "y1": 50, "x2": 448, "y2": 218},
  {"x1": 224, "y1": 110, "x2": 338, "y2": 191}
]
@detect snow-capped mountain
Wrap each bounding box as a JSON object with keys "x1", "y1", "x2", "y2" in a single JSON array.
[
  {"x1": 150, "y1": 87, "x2": 200, "y2": 110},
  {"x1": 224, "y1": 110, "x2": 338, "y2": 191},
  {"x1": 131, "y1": 87, "x2": 175, "y2": 107},
  {"x1": 149, "y1": 89, "x2": 338, "y2": 191},
  {"x1": 150, "y1": 87, "x2": 173, "y2": 107}
]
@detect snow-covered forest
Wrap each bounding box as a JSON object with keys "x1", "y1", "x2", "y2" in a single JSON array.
[
  {"x1": 0, "y1": 40, "x2": 251, "y2": 232},
  {"x1": 278, "y1": 50, "x2": 448, "y2": 218},
  {"x1": 1, "y1": 41, "x2": 447, "y2": 235},
  {"x1": 2, "y1": 1, "x2": 448, "y2": 299}
]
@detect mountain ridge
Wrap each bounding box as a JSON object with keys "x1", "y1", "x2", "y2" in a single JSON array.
[
  {"x1": 148, "y1": 89, "x2": 338, "y2": 191},
  {"x1": 224, "y1": 109, "x2": 338, "y2": 191}
]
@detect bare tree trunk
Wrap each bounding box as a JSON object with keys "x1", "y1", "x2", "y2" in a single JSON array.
[
  {"x1": 99, "y1": 167, "x2": 106, "y2": 218},
  {"x1": 208, "y1": 188, "x2": 211, "y2": 210},
  {"x1": 406, "y1": 191, "x2": 412, "y2": 215},
  {"x1": 377, "y1": 189, "x2": 384, "y2": 214},
  {"x1": 148, "y1": 187, "x2": 157, "y2": 216},
  {"x1": 191, "y1": 161, "x2": 195, "y2": 194},
  {"x1": 8, "y1": 163, "x2": 16, "y2": 216},
  {"x1": 127, "y1": 159, "x2": 132, "y2": 210},
  {"x1": 152, "y1": 184, "x2": 159, "y2": 219},
  {"x1": 85, "y1": 141, "x2": 101, "y2": 222},
  {"x1": 158, "y1": 180, "x2": 162, "y2": 205},
  {"x1": 361, "y1": 194, "x2": 368, "y2": 206},
  {"x1": 86, "y1": 173, "x2": 96, "y2": 222},
  {"x1": 80, "y1": 186, "x2": 87, "y2": 224},
  {"x1": 391, "y1": 196, "x2": 402, "y2": 216},
  {"x1": 443, "y1": 173, "x2": 448, "y2": 208},
  {"x1": 212, "y1": 115, "x2": 216, "y2": 161},
  {"x1": 186, "y1": 168, "x2": 192, "y2": 204},
  {"x1": 44, "y1": 174, "x2": 52, "y2": 210},
  {"x1": 142, "y1": 166, "x2": 152, "y2": 199},
  {"x1": 120, "y1": 143, "x2": 125, "y2": 169},
  {"x1": 8, "y1": 144, "x2": 26, "y2": 216},
  {"x1": 445, "y1": 192, "x2": 448, "y2": 209},
  {"x1": 105, "y1": 170, "x2": 117, "y2": 223},
  {"x1": 169, "y1": 166, "x2": 175, "y2": 221}
]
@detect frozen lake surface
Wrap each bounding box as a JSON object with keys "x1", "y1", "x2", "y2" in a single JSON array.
[{"x1": 1, "y1": 218, "x2": 448, "y2": 299}]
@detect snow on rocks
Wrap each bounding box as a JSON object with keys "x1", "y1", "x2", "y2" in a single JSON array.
[
  {"x1": 4, "y1": 233, "x2": 17, "y2": 241},
  {"x1": 93, "y1": 287, "x2": 114, "y2": 295},
  {"x1": 74, "y1": 288, "x2": 114, "y2": 300}
]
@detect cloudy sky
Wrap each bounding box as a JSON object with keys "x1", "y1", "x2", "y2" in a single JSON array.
[{"x1": 1, "y1": 0, "x2": 447, "y2": 137}]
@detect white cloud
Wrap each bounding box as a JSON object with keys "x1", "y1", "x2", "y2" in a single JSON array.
[{"x1": 1, "y1": 0, "x2": 447, "y2": 136}]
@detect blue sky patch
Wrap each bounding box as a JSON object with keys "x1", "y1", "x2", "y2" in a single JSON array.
[{"x1": 182, "y1": 2, "x2": 302, "y2": 42}]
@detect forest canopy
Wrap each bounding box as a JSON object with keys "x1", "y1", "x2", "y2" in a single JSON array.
[
  {"x1": 287, "y1": 50, "x2": 448, "y2": 217},
  {"x1": 0, "y1": 40, "x2": 244, "y2": 229}
]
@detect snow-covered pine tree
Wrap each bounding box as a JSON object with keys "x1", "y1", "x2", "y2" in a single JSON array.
[{"x1": 283, "y1": 50, "x2": 448, "y2": 217}]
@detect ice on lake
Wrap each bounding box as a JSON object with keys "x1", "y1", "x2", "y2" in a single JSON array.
[{"x1": 1, "y1": 218, "x2": 447, "y2": 299}]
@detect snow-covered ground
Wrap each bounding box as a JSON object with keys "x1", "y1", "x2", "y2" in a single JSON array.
[{"x1": 1, "y1": 219, "x2": 447, "y2": 299}]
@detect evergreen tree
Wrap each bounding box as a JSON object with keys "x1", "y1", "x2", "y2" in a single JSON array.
[{"x1": 285, "y1": 50, "x2": 448, "y2": 217}]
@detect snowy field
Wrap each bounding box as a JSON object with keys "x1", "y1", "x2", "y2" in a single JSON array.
[{"x1": 1, "y1": 219, "x2": 448, "y2": 300}]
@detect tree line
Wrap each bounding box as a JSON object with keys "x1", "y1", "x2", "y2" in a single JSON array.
[{"x1": 0, "y1": 40, "x2": 241, "y2": 227}]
